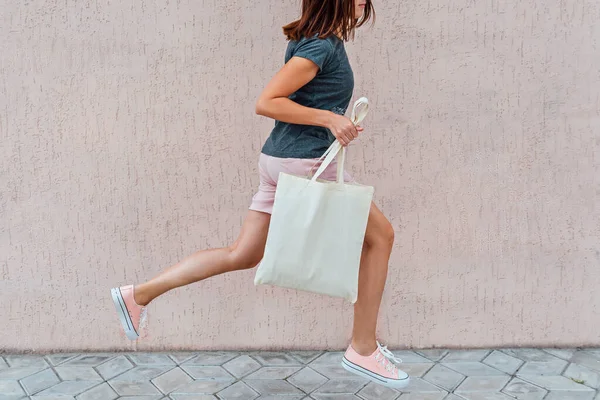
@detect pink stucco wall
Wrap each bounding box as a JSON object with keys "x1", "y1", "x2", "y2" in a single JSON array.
[{"x1": 1, "y1": 0, "x2": 599, "y2": 352}]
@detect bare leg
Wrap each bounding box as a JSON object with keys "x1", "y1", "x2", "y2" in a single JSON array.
[
  {"x1": 351, "y1": 203, "x2": 395, "y2": 356},
  {"x1": 134, "y1": 210, "x2": 271, "y2": 306}
]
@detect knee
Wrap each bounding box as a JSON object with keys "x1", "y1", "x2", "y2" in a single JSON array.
[
  {"x1": 227, "y1": 244, "x2": 262, "y2": 271},
  {"x1": 381, "y1": 221, "x2": 395, "y2": 249},
  {"x1": 366, "y1": 220, "x2": 395, "y2": 250}
]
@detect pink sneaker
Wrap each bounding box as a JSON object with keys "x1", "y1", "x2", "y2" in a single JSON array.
[
  {"x1": 110, "y1": 285, "x2": 145, "y2": 340},
  {"x1": 342, "y1": 342, "x2": 410, "y2": 389}
]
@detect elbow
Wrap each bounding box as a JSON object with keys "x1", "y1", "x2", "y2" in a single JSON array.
[
  {"x1": 256, "y1": 96, "x2": 276, "y2": 117},
  {"x1": 255, "y1": 97, "x2": 268, "y2": 117}
]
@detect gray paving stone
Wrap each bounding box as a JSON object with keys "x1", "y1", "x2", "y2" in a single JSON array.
[
  {"x1": 564, "y1": 363, "x2": 600, "y2": 389},
  {"x1": 244, "y1": 366, "x2": 300, "y2": 380},
  {"x1": 129, "y1": 353, "x2": 177, "y2": 366},
  {"x1": 482, "y1": 351, "x2": 524, "y2": 375},
  {"x1": 387, "y1": 351, "x2": 431, "y2": 363},
  {"x1": 401, "y1": 363, "x2": 434, "y2": 377},
  {"x1": 0, "y1": 395, "x2": 26, "y2": 400},
  {"x1": 543, "y1": 349, "x2": 577, "y2": 361},
  {"x1": 45, "y1": 354, "x2": 79, "y2": 367},
  {"x1": 169, "y1": 353, "x2": 199, "y2": 365},
  {"x1": 109, "y1": 365, "x2": 173, "y2": 381},
  {"x1": 55, "y1": 366, "x2": 102, "y2": 381},
  {"x1": 184, "y1": 352, "x2": 239, "y2": 366},
  {"x1": 117, "y1": 396, "x2": 164, "y2": 400},
  {"x1": 400, "y1": 394, "x2": 447, "y2": 400},
  {"x1": 310, "y1": 364, "x2": 367, "y2": 382},
  {"x1": 398, "y1": 377, "x2": 445, "y2": 393},
  {"x1": 501, "y1": 377, "x2": 547, "y2": 400},
  {"x1": 5, "y1": 355, "x2": 49, "y2": 369},
  {"x1": 0, "y1": 379, "x2": 26, "y2": 396},
  {"x1": 517, "y1": 358, "x2": 568, "y2": 376},
  {"x1": 455, "y1": 376, "x2": 511, "y2": 393},
  {"x1": 182, "y1": 366, "x2": 234, "y2": 380},
  {"x1": 174, "y1": 379, "x2": 234, "y2": 394},
  {"x1": 518, "y1": 375, "x2": 595, "y2": 391},
  {"x1": 288, "y1": 367, "x2": 328, "y2": 393},
  {"x1": 501, "y1": 349, "x2": 558, "y2": 362},
  {"x1": 20, "y1": 368, "x2": 60, "y2": 395},
  {"x1": 223, "y1": 356, "x2": 262, "y2": 378},
  {"x1": 245, "y1": 379, "x2": 303, "y2": 396},
  {"x1": 75, "y1": 382, "x2": 118, "y2": 400},
  {"x1": 456, "y1": 393, "x2": 515, "y2": 400},
  {"x1": 252, "y1": 352, "x2": 302, "y2": 366},
  {"x1": 442, "y1": 362, "x2": 507, "y2": 376},
  {"x1": 442, "y1": 350, "x2": 490, "y2": 362},
  {"x1": 290, "y1": 351, "x2": 324, "y2": 364},
  {"x1": 35, "y1": 381, "x2": 98, "y2": 396},
  {"x1": 171, "y1": 395, "x2": 217, "y2": 400},
  {"x1": 585, "y1": 349, "x2": 600, "y2": 358},
  {"x1": 545, "y1": 391, "x2": 597, "y2": 400},
  {"x1": 423, "y1": 364, "x2": 465, "y2": 391},
  {"x1": 95, "y1": 355, "x2": 134, "y2": 380},
  {"x1": 416, "y1": 350, "x2": 449, "y2": 362},
  {"x1": 216, "y1": 381, "x2": 258, "y2": 399},
  {"x1": 1, "y1": 349, "x2": 598, "y2": 400},
  {"x1": 356, "y1": 381, "x2": 400, "y2": 400},
  {"x1": 151, "y1": 367, "x2": 193, "y2": 394},
  {"x1": 310, "y1": 353, "x2": 346, "y2": 366},
  {"x1": 314, "y1": 379, "x2": 366, "y2": 394},
  {"x1": 571, "y1": 352, "x2": 600, "y2": 373},
  {"x1": 311, "y1": 394, "x2": 361, "y2": 400},
  {"x1": 63, "y1": 355, "x2": 115, "y2": 367},
  {"x1": 442, "y1": 395, "x2": 464, "y2": 400},
  {"x1": 0, "y1": 366, "x2": 46, "y2": 380},
  {"x1": 109, "y1": 380, "x2": 162, "y2": 395}
]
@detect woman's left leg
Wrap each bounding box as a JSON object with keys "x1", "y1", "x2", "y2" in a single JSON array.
[
  {"x1": 351, "y1": 203, "x2": 395, "y2": 355},
  {"x1": 342, "y1": 203, "x2": 410, "y2": 389}
]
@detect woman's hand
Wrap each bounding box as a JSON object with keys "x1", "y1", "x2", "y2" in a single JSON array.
[{"x1": 326, "y1": 113, "x2": 364, "y2": 146}]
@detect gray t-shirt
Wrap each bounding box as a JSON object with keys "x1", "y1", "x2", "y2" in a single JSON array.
[{"x1": 261, "y1": 35, "x2": 354, "y2": 159}]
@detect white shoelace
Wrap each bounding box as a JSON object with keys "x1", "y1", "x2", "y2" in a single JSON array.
[
  {"x1": 375, "y1": 342, "x2": 403, "y2": 373},
  {"x1": 139, "y1": 307, "x2": 148, "y2": 330}
]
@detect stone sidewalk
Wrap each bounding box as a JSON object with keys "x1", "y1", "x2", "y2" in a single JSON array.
[{"x1": 1, "y1": 348, "x2": 599, "y2": 400}]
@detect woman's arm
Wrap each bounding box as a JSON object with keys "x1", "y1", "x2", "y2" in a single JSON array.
[{"x1": 255, "y1": 57, "x2": 360, "y2": 146}]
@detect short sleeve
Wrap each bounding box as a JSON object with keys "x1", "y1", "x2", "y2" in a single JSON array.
[{"x1": 292, "y1": 37, "x2": 334, "y2": 71}]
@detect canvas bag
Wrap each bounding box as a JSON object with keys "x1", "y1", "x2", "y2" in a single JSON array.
[{"x1": 254, "y1": 98, "x2": 374, "y2": 303}]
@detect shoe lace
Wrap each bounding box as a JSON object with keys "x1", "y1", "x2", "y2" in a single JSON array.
[
  {"x1": 374, "y1": 341, "x2": 402, "y2": 373},
  {"x1": 139, "y1": 307, "x2": 148, "y2": 330}
]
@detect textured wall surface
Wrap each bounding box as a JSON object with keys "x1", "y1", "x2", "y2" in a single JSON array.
[{"x1": 1, "y1": 0, "x2": 599, "y2": 352}]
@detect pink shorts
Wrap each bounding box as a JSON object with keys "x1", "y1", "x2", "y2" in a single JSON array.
[{"x1": 249, "y1": 153, "x2": 353, "y2": 214}]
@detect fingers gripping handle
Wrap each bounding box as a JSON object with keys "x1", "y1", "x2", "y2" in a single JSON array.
[{"x1": 311, "y1": 97, "x2": 370, "y2": 183}]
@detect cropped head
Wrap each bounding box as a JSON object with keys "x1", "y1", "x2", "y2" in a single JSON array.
[{"x1": 283, "y1": 0, "x2": 375, "y2": 42}]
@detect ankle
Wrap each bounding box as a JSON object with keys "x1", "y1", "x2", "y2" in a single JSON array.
[
  {"x1": 351, "y1": 339, "x2": 378, "y2": 356},
  {"x1": 133, "y1": 285, "x2": 150, "y2": 307}
]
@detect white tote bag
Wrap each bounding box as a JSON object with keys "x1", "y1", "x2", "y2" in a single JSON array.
[{"x1": 254, "y1": 98, "x2": 374, "y2": 303}]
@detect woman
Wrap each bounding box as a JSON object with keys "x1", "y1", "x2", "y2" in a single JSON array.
[{"x1": 111, "y1": 0, "x2": 409, "y2": 389}]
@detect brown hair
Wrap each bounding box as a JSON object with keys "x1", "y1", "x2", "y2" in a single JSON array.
[{"x1": 283, "y1": 0, "x2": 375, "y2": 42}]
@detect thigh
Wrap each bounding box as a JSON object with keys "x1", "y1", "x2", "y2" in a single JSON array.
[{"x1": 231, "y1": 210, "x2": 271, "y2": 262}]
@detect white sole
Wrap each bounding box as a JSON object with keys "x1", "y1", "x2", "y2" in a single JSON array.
[
  {"x1": 111, "y1": 288, "x2": 139, "y2": 340},
  {"x1": 342, "y1": 357, "x2": 410, "y2": 389}
]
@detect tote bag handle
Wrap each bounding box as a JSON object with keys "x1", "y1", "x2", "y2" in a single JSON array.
[{"x1": 311, "y1": 97, "x2": 370, "y2": 183}]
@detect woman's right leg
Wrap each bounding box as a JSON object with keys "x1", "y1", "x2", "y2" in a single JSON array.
[{"x1": 134, "y1": 210, "x2": 271, "y2": 306}]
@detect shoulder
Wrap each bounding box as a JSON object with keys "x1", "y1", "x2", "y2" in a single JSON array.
[
  {"x1": 288, "y1": 35, "x2": 339, "y2": 71},
  {"x1": 291, "y1": 35, "x2": 336, "y2": 54}
]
